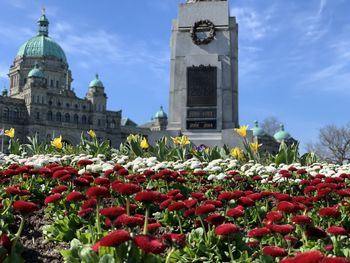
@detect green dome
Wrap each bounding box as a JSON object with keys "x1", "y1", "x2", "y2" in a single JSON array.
[
  {"x1": 89, "y1": 74, "x2": 104, "y2": 88},
  {"x1": 274, "y1": 124, "x2": 291, "y2": 142},
  {"x1": 16, "y1": 13, "x2": 67, "y2": 63},
  {"x1": 28, "y1": 65, "x2": 44, "y2": 78},
  {"x1": 251, "y1": 120, "x2": 265, "y2": 137},
  {"x1": 154, "y1": 106, "x2": 167, "y2": 119}
]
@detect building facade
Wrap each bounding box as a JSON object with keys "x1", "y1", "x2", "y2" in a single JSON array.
[{"x1": 1, "y1": 12, "x2": 122, "y2": 147}]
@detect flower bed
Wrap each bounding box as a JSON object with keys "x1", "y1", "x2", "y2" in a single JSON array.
[{"x1": 1, "y1": 153, "x2": 350, "y2": 262}]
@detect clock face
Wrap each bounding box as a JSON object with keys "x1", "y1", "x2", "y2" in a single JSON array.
[{"x1": 190, "y1": 20, "x2": 216, "y2": 45}]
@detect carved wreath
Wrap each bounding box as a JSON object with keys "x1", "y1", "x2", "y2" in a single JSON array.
[{"x1": 190, "y1": 20, "x2": 216, "y2": 45}]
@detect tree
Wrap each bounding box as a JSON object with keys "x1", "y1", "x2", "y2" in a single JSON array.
[
  {"x1": 260, "y1": 116, "x2": 281, "y2": 136},
  {"x1": 306, "y1": 124, "x2": 350, "y2": 164}
]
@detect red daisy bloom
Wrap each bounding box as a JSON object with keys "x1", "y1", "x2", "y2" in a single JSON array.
[
  {"x1": 13, "y1": 200, "x2": 38, "y2": 214},
  {"x1": 134, "y1": 235, "x2": 167, "y2": 254},
  {"x1": 66, "y1": 191, "x2": 86, "y2": 202},
  {"x1": 319, "y1": 207, "x2": 340, "y2": 218},
  {"x1": 247, "y1": 227, "x2": 271, "y2": 238},
  {"x1": 86, "y1": 186, "x2": 110, "y2": 199},
  {"x1": 268, "y1": 224, "x2": 294, "y2": 234},
  {"x1": 135, "y1": 191, "x2": 161, "y2": 203},
  {"x1": 99, "y1": 207, "x2": 125, "y2": 220},
  {"x1": 44, "y1": 193, "x2": 63, "y2": 205},
  {"x1": 112, "y1": 182, "x2": 141, "y2": 195},
  {"x1": 167, "y1": 201, "x2": 186, "y2": 212},
  {"x1": 291, "y1": 215, "x2": 312, "y2": 225},
  {"x1": 326, "y1": 226, "x2": 347, "y2": 236},
  {"x1": 195, "y1": 204, "x2": 216, "y2": 215},
  {"x1": 77, "y1": 160, "x2": 93, "y2": 166},
  {"x1": 99, "y1": 230, "x2": 131, "y2": 247},
  {"x1": 161, "y1": 233, "x2": 186, "y2": 248},
  {"x1": 227, "y1": 207, "x2": 245, "y2": 218},
  {"x1": 262, "y1": 246, "x2": 288, "y2": 257},
  {"x1": 215, "y1": 223, "x2": 239, "y2": 236}
]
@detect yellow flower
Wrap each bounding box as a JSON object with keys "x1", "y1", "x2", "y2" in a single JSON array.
[
  {"x1": 140, "y1": 138, "x2": 150, "y2": 149},
  {"x1": 234, "y1": 125, "x2": 248, "y2": 137},
  {"x1": 87, "y1": 130, "x2": 96, "y2": 138},
  {"x1": 231, "y1": 147, "x2": 244, "y2": 160},
  {"x1": 4, "y1": 128, "x2": 15, "y2": 138},
  {"x1": 127, "y1": 134, "x2": 139, "y2": 142},
  {"x1": 250, "y1": 142, "x2": 262, "y2": 152},
  {"x1": 172, "y1": 135, "x2": 190, "y2": 145},
  {"x1": 51, "y1": 136, "x2": 63, "y2": 150}
]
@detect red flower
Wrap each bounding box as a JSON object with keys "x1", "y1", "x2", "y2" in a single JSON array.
[
  {"x1": 44, "y1": 193, "x2": 63, "y2": 205},
  {"x1": 162, "y1": 233, "x2": 186, "y2": 248},
  {"x1": 94, "y1": 177, "x2": 110, "y2": 186},
  {"x1": 218, "y1": 192, "x2": 236, "y2": 201},
  {"x1": 277, "y1": 201, "x2": 296, "y2": 213},
  {"x1": 167, "y1": 201, "x2": 186, "y2": 212},
  {"x1": 184, "y1": 199, "x2": 197, "y2": 208},
  {"x1": 5, "y1": 187, "x2": 21, "y2": 195},
  {"x1": 183, "y1": 208, "x2": 195, "y2": 217},
  {"x1": 159, "y1": 198, "x2": 173, "y2": 210},
  {"x1": 326, "y1": 226, "x2": 347, "y2": 236},
  {"x1": 99, "y1": 207, "x2": 125, "y2": 220},
  {"x1": 112, "y1": 182, "x2": 141, "y2": 195},
  {"x1": 268, "y1": 224, "x2": 294, "y2": 234},
  {"x1": 305, "y1": 226, "x2": 327, "y2": 239},
  {"x1": 135, "y1": 191, "x2": 161, "y2": 203},
  {"x1": 66, "y1": 191, "x2": 86, "y2": 202},
  {"x1": 265, "y1": 211, "x2": 283, "y2": 223},
  {"x1": 247, "y1": 227, "x2": 271, "y2": 238},
  {"x1": 227, "y1": 206, "x2": 245, "y2": 218},
  {"x1": 91, "y1": 241, "x2": 100, "y2": 252},
  {"x1": 319, "y1": 207, "x2": 340, "y2": 218},
  {"x1": 238, "y1": 197, "x2": 255, "y2": 207},
  {"x1": 117, "y1": 168, "x2": 129, "y2": 176},
  {"x1": 13, "y1": 200, "x2": 38, "y2": 214},
  {"x1": 215, "y1": 223, "x2": 239, "y2": 236},
  {"x1": 82, "y1": 198, "x2": 97, "y2": 209},
  {"x1": 291, "y1": 215, "x2": 312, "y2": 225},
  {"x1": 116, "y1": 214, "x2": 144, "y2": 227},
  {"x1": 262, "y1": 246, "x2": 288, "y2": 257},
  {"x1": 195, "y1": 204, "x2": 216, "y2": 215},
  {"x1": 293, "y1": 251, "x2": 324, "y2": 262},
  {"x1": 206, "y1": 214, "x2": 225, "y2": 225},
  {"x1": 147, "y1": 223, "x2": 162, "y2": 232},
  {"x1": 51, "y1": 185, "x2": 68, "y2": 194},
  {"x1": 86, "y1": 186, "x2": 110, "y2": 199},
  {"x1": 77, "y1": 159, "x2": 93, "y2": 166},
  {"x1": 99, "y1": 230, "x2": 131, "y2": 247},
  {"x1": 322, "y1": 257, "x2": 350, "y2": 263},
  {"x1": 0, "y1": 234, "x2": 11, "y2": 252},
  {"x1": 134, "y1": 235, "x2": 167, "y2": 254},
  {"x1": 78, "y1": 208, "x2": 94, "y2": 218}
]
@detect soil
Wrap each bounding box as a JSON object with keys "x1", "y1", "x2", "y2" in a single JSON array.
[{"x1": 12, "y1": 209, "x2": 69, "y2": 263}]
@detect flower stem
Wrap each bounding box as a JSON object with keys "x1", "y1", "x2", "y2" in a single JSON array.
[
  {"x1": 96, "y1": 199, "x2": 102, "y2": 238},
  {"x1": 176, "y1": 212, "x2": 183, "y2": 234},
  {"x1": 12, "y1": 216, "x2": 25, "y2": 251},
  {"x1": 143, "y1": 206, "x2": 149, "y2": 235},
  {"x1": 228, "y1": 238, "x2": 235, "y2": 263},
  {"x1": 166, "y1": 248, "x2": 175, "y2": 263}
]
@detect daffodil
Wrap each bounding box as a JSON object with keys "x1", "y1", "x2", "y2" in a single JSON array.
[
  {"x1": 140, "y1": 138, "x2": 150, "y2": 150},
  {"x1": 231, "y1": 147, "x2": 244, "y2": 160},
  {"x1": 250, "y1": 142, "x2": 262, "y2": 152},
  {"x1": 234, "y1": 125, "x2": 248, "y2": 137},
  {"x1": 172, "y1": 135, "x2": 190, "y2": 145},
  {"x1": 4, "y1": 128, "x2": 15, "y2": 138},
  {"x1": 87, "y1": 130, "x2": 96, "y2": 138},
  {"x1": 127, "y1": 134, "x2": 139, "y2": 142},
  {"x1": 51, "y1": 136, "x2": 63, "y2": 150}
]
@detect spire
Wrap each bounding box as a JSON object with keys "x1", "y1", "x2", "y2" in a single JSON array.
[
  {"x1": 279, "y1": 124, "x2": 285, "y2": 131},
  {"x1": 96, "y1": 73, "x2": 99, "y2": 79},
  {"x1": 37, "y1": 8, "x2": 49, "y2": 36},
  {"x1": 254, "y1": 120, "x2": 259, "y2": 128}
]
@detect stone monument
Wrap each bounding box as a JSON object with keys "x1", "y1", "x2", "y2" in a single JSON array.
[{"x1": 167, "y1": 0, "x2": 240, "y2": 147}]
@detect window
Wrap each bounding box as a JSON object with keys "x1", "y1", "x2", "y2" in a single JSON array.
[
  {"x1": 50, "y1": 80, "x2": 53, "y2": 87},
  {"x1": 3, "y1": 107, "x2": 9, "y2": 121},
  {"x1": 56, "y1": 112, "x2": 61, "y2": 122},
  {"x1": 65, "y1": 113, "x2": 70, "y2": 123},
  {"x1": 49, "y1": 100, "x2": 52, "y2": 106},
  {"x1": 37, "y1": 96, "x2": 40, "y2": 104},
  {"x1": 88, "y1": 116, "x2": 93, "y2": 125},
  {"x1": 13, "y1": 108, "x2": 19, "y2": 119},
  {"x1": 82, "y1": 115, "x2": 87, "y2": 124},
  {"x1": 56, "y1": 81, "x2": 59, "y2": 88},
  {"x1": 47, "y1": 111, "x2": 53, "y2": 121},
  {"x1": 75, "y1": 104, "x2": 78, "y2": 109},
  {"x1": 98, "y1": 119, "x2": 101, "y2": 126},
  {"x1": 66, "y1": 103, "x2": 70, "y2": 108},
  {"x1": 36, "y1": 112, "x2": 40, "y2": 120},
  {"x1": 57, "y1": 101, "x2": 61, "y2": 107},
  {"x1": 111, "y1": 120, "x2": 116, "y2": 128},
  {"x1": 74, "y1": 114, "x2": 79, "y2": 124},
  {"x1": 23, "y1": 78, "x2": 27, "y2": 85},
  {"x1": 82, "y1": 105, "x2": 86, "y2": 110}
]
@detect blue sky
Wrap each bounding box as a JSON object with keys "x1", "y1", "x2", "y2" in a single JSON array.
[{"x1": 0, "y1": 0, "x2": 349, "y2": 150}]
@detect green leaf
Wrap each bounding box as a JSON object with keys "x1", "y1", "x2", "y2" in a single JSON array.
[
  {"x1": 79, "y1": 247, "x2": 99, "y2": 263},
  {"x1": 99, "y1": 254, "x2": 116, "y2": 263}
]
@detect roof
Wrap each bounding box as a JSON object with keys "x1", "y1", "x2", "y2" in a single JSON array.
[
  {"x1": 274, "y1": 124, "x2": 291, "y2": 142},
  {"x1": 89, "y1": 74, "x2": 104, "y2": 88}
]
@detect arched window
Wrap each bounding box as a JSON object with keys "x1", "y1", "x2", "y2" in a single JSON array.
[
  {"x1": 73, "y1": 114, "x2": 79, "y2": 124},
  {"x1": 65, "y1": 113, "x2": 70, "y2": 123},
  {"x1": 56, "y1": 112, "x2": 62, "y2": 122},
  {"x1": 3, "y1": 107, "x2": 9, "y2": 121},
  {"x1": 111, "y1": 120, "x2": 116, "y2": 128},
  {"x1": 88, "y1": 116, "x2": 93, "y2": 125},
  {"x1": 13, "y1": 108, "x2": 19, "y2": 119},
  {"x1": 47, "y1": 111, "x2": 53, "y2": 121},
  {"x1": 82, "y1": 115, "x2": 87, "y2": 124}
]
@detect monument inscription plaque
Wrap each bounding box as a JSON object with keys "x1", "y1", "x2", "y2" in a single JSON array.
[{"x1": 187, "y1": 65, "x2": 217, "y2": 107}]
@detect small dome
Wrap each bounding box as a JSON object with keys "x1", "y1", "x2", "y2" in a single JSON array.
[
  {"x1": 16, "y1": 13, "x2": 67, "y2": 63},
  {"x1": 274, "y1": 124, "x2": 291, "y2": 142},
  {"x1": 251, "y1": 120, "x2": 265, "y2": 137},
  {"x1": 28, "y1": 65, "x2": 44, "y2": 78},
  {"x1": 154, "y1": 106, "x2": 167, "y2": 119},
  {"x1": 89, "y1": 74, "x2": 104, "y2": 88}
]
